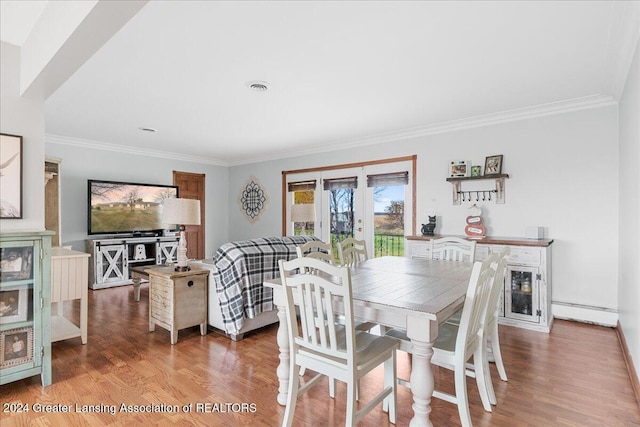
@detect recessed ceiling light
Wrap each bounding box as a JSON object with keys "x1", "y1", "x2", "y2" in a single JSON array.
[
  {"x1": 138, "y1": 127, "x2": 157, "y2": 133},
  {"x1": 246, "y1": 81, "x2": 271, "y2": 92}
]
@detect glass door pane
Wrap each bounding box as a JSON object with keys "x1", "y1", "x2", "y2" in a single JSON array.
[
  {"x1": 505, "y1": 266, "x2": 540, "y2": 323},
  {"x1": 292, "y1": 190, "x2": 316, "y2": 236},
  {"x1": 372, "y1": 185, "x2": 405, "y2": 257},
  {"x1": 328, "y1": 187, "x2": 354, "y2": 260}
]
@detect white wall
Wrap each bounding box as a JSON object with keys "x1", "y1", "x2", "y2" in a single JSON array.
[
  {"x1": 0, "y1": 42, "x2": 45, "y2": 231},
  {"x1": 44, "y1": 141, "x2": 230, "y2": 257},
  {"x1": 229, "y1": 105, "x2": 620, "y2": 324},
  {"x1": 618, "y1": 37, "x2": 640, "y2": 385}
]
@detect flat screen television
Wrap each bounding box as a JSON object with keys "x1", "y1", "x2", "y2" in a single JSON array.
[{"x1": 88, "y1": 179, "x2": 179, "y2": 235}]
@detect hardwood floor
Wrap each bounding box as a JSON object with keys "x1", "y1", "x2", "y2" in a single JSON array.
[{"x1": 1, "y1": 284, "x2": 639, "y2": 426}]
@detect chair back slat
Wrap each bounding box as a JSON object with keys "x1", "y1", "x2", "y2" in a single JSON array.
[
  {"x1": 430, "y1": 237, "x2": 477, "y2": 262},
  {"x1": 486, "y1": 248, "x2": 510, "y2": 324}
]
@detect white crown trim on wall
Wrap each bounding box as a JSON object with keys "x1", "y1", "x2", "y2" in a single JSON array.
[
  {"x1": 47, "y1": 94, "x2": 617, "y2": 167},
  {"x1": 45, "y1": 134, "x2": 227, "y2": 166}
]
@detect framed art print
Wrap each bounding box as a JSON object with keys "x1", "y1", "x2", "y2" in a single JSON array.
[
  {"x1": 0, "y1": 246, "x2": 34, "y2": 282},
  {"x1": 0, "y1": 286, "x2": 29, "y2": 325},
  {"x1": 484, "y1": 154, "x2": 503, "y2": 176},
  {"x1": 0, "y1": 326, "x2": 33, "y2": 368},
  {"x1": 449, "y1": 160, "x2": 471, "y2": 178},
  {"x1": 0, "y1": 133, "x2": 22, "y2": 219}
]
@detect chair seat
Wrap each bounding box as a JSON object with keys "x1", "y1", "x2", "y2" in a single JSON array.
[
  {"x1": 299, "y1": 331, "x2": 399, "y2": 371},
  {"x1": 445, "y1": 309, "x2": 462, "y2": 326}
]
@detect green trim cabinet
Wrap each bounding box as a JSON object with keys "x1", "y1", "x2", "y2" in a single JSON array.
[{"x1": 0, "y1": 231, "x2": 53, "y2": 386}]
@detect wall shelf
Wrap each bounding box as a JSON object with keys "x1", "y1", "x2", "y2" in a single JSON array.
[{"x1": 446, "y1": 174, "x2": 509, "y2": 205}]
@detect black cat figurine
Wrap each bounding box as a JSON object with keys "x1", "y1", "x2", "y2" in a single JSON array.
[{"x1": 421, "y1": 215, "x2": 436, "y2": 236}]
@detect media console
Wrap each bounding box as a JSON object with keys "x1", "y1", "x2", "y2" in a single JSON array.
[{"x1": 85, "y1": 235, "x2": 180, "y2": 289}]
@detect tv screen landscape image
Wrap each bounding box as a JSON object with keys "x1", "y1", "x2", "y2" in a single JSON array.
[{"x1": 88, "y1": 180, "x2": 178, "y2": 235}]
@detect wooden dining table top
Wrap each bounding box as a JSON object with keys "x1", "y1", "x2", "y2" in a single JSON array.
[{"x1": 347, "y1": 256, "x2": 472, "y2": 322}]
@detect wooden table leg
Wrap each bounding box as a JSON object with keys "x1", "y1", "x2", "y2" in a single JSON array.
[
  {"x1": 274, "y1": 303, "x2": 290, "y2": 406},
  {"x1": 132, "y1": 276, "x2": 142, "y2": 302},
  {"x1": 407, "y1": 317, "x2": 438, "y2": 427},
  {"x1": 80, "y1": 287, "x2": 88, "y2": 344}
]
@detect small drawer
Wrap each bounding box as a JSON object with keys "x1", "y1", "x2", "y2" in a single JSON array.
[{"x1": 506, "y1": 248, "x2": 541, "y2": 266}]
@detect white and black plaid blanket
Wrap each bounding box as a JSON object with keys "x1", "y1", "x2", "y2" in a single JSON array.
[{"x1": 212, "y1": 236, "x2": 318, "y2": 334}]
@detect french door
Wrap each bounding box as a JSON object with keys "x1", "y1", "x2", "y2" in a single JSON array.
[{"x1": 285, "y1": 158, "x2": 414, "y2": 259}]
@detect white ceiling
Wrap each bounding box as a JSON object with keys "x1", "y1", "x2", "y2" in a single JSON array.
[{"x1": 2, "y1": 1, "x2": 639, "y2": 166}]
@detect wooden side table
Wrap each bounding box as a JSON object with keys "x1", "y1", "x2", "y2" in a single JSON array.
[
  {"x1": 146, "y1": 267, "x2": 208, "y2": 344},
  {"x1": 50, "y1": 247, "x2": 91, "y2": 344}
]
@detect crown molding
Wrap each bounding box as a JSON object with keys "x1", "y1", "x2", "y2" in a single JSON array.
[
  {"x1": 45, "y1": 134, "x2": 228, "y2": 166},
  {"x1": 48, "y1": 94, "x2": 617, "y2": 167},
  {"x1": 229, "y1": 94, "x2": 617, "y2": 166}
]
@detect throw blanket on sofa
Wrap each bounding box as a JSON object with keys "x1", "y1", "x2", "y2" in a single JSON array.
[{"x1": 213, "y1": 236, "x2": 318, "y2": 334}]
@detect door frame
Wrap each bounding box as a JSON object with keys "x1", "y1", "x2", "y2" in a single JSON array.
[{"x1": 281, "y1": 155, "x2": 417, "y2": 238}]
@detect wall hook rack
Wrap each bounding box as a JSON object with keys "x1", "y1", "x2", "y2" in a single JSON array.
[{"x1": 446, "y1": 174, "x2": 509, "y2": 205}]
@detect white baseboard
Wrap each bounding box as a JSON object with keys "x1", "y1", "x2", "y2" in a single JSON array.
[{"x1": 552, "y1": 301, "x2": 618, "y2": 327}]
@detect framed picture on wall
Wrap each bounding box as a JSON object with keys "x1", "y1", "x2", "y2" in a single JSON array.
[
  {"x1": 0, "y1": 133, "x2": 23, "y2": 219},
  {"x1": 484, "y1": 154, "x2": 503, "y2": 176}
]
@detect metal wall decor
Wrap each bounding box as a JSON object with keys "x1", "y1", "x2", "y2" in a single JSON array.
[{"x1": 239, "y1": 176, "x2": 268, "y2": 223}]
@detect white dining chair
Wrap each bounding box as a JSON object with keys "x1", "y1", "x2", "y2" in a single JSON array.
[
  {"x1": 478, "y1": 248, "x2": 510, "y2": 404},
  {"x1": 386, "y1": 255, "x2": 496, "y2": 427},
  {"x1": 278, "y1": 257, "x2": 399, "y2": 426},
  {"x1": 295, "y1": 240, "x2": 334, "y2": 265},
  {"x1": 430, "y1": 236, "x2": 477, "y2": 262},
  {"x1": 445, "y1": 247, "x2": 510, "y2": 406},
  {"x1": 337, "y1": 237, "x2": 368, "y2": 267},
  {"x1": 295, "y1": 239, "x2": 374, "y2": 397}
]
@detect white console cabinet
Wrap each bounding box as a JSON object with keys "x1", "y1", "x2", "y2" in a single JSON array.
[
  {"x1": 406, "y1": 235, "x2": 553, "y2": 333},
  {"x1": 86, "y1": 236, "x2": 179, "y2": 289}
]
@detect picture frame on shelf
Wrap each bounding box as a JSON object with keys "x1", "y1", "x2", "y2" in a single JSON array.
[
  {"x1": 0, "y1": 326, "x2": 33, "y2": 368},
  {"x1": 0, "y1": 246, "x2": 34, "y2": 282},
  {"x1": 471, "y1": 165, "x2": 482, "y2": 177},
  {"x1": 0, "y1": 133, "x2": 23, "y2": 219},
  {"x1": 0, "y1": 286, "x2": 28, "y2": 325},
  {"x1": 449, "y1": 160, "x2": 471, "y2": 177},
  {"x1": 484, "y1": 154, "x2": 503, "y2": 176}
]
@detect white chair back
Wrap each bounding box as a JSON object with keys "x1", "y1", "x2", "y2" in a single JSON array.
[
  {"x1": 430, "y1": 237, "x2": 476, "y2": 262},
  {"x1": 338, "y1": 237, "x2": 368, "y2": 267},
  {"x1": 456, "y1": 256, "x2": 496, "y2": 363},
  {"x1": 295, "y1": 240, "x2": 333, "y2": 265},
  {"x1": 280, "y1": 257, "x2": 355, "y2": 363}
]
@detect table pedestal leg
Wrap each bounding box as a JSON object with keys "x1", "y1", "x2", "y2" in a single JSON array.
[
  {"x1": 274, "y1": 303, "x2": 290, "y2": 406},
  {"x1": 409, "y1": 339, "x2": 435, "y2": 427}
]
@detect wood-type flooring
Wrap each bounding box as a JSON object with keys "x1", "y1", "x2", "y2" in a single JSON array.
[{"x1": 1, "y1": 284, "x2": 639, "y2": 426}]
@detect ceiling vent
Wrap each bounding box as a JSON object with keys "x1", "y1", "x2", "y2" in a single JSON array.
[{"x1": 246, "y1": 81, "x2": 271, "y2": 92}]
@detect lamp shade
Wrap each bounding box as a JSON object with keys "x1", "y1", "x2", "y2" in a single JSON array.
[
  {"x1": 162, "y1": 198, "x2": 201, "y2": 226},
  {"x1": 291, "y1": 203, "x2": 315, "y2": 223}
]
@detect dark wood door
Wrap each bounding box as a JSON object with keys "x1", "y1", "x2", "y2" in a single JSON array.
[{"x1": 173, "y1": 171, "x2": 205, "y2": 260}]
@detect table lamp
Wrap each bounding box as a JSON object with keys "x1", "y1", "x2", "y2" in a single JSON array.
[{"x1": 162, "y1": 198, "x2": 201, "y2": 271}]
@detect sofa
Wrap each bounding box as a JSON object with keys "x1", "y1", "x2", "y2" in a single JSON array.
[{"x1": 192, "y1": 235, "x2": 318, "y2": 341}]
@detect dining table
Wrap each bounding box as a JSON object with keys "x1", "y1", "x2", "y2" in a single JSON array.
[{"x1": 264, "y1": 255, "x2": 473, "y2": 427}]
